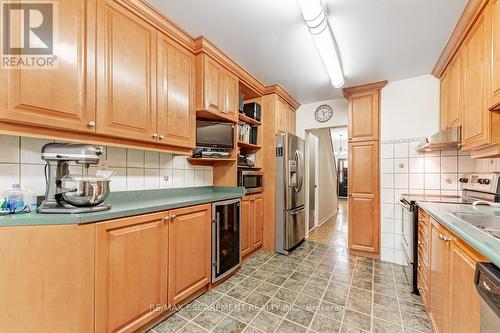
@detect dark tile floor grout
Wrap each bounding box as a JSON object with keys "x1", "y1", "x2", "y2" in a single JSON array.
[{"x1": 149, "y1": 241, "x2": 432, "y2": 333}]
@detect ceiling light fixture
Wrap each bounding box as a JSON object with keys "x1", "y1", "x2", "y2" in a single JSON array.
[{"x1": 296, "y1": 0, "x2": 345, "y2": 88}]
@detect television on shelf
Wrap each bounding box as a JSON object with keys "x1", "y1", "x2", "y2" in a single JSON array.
[{"x1": 196, "y1": 120, "x2": 234, "y2": 150}]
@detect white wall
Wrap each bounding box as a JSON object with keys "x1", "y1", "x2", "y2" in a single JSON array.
[
  {"x1": 381, "y1": 74, "x2": 440, "y2": 140},
  {"x1": 296, "y1": 98, "x2": 348, "y2": 139}
]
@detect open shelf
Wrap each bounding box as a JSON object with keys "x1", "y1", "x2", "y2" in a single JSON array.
[
  {"x1": 237, "y1": 141, "x2": 261, "y2": 152},
  {"x1": 187, "y1": 157, "x2": 236, "y2": 166},
  {"x1": 196, "y1": 110, "x2": 237, "y2": 124},
  {"x1": 238, "y1": 113, "x2": 262, "y2": 126},
  {"x1": 237, "y1": 165, "x2": 262, "y2": 170}
]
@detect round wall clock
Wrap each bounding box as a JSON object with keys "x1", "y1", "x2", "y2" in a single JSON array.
[{"x1": 314, "y1": 104, "x2": 333, "y2": 123}]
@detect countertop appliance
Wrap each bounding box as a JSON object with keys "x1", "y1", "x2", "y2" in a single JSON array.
[
  {"x1": 37, "y1": 143, "x2": 111, "y2": 214},
  {"x1": 212, "y1": 199, "x2": 241, "y2": 282},
  {"x1": 401, "y1": 173, "x2": 500, "y2": 294},
  {"x1": 237, "y1": 170, "x2": 263, "y2": 194},
  {"x1": 475, "y1": 262, "x2": 500, "y2": 333},
  {"x1": 416, "y1": 126, "x2": 461, "y2": 152},
  {"x1": 275, "y1": 133, "x2": 305, "y2": 254},
  {"x1": 242, "y1": 102, "x2": 261, "y2": 122}
]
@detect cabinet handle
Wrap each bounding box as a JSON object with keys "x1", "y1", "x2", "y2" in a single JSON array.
[
  {"x1": 159, "y1": 135, "x2": 164, "y2": 140},
  {"x1": 171, "y1": 214, "x2": 176, "y2": 220},
  {"x1": 162, "y1": 216, "x2": 170, "y2": 223},
  {"x1": 88, "y1": 121, "x2": 96, "y2": 128},
  {"x1": 152, "y1": 133, "x2": 158, "y2": 138}
]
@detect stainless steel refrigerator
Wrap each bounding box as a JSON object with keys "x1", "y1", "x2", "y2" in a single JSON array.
[{"x1": 275, "y1": 133, "x2": 306, "y2": 254}]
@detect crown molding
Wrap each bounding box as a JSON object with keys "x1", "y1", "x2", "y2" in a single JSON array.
[
  {"x1": 263, "y1": 84, "x2": 301, "y2": 109},
  {"x1": 432, "y1": 0, "x2": 489, "y2": 78},
  {"x1": 342, "y1": 80, "x2": 388, "y2": 98}
]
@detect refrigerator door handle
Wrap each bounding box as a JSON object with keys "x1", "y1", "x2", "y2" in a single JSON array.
[{"x1": 295, "y1": 150, "x2": 304, "y2": 192}]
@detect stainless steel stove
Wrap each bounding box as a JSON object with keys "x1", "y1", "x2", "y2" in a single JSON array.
[{"x1": 400, "y1": 173, "x2": 500, "y2": 294}]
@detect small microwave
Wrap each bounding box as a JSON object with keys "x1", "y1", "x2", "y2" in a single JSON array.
[{"x1": 237, "y1": 170, "x2": 263, "y2": 194}]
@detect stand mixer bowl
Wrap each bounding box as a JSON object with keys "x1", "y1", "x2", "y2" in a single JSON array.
[{"x1": 61, "y1": 175, "x2": 110, "y2": 207}]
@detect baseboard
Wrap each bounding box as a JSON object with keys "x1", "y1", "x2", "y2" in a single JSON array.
[{"x1": 318, "y1": 209, "x2": 338, "y2": 226}]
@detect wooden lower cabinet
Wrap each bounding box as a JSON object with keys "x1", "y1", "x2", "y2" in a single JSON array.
[
  {"x1": 168, "y1": 204, "x2": 212, "y2": 305},
  {"x1": 241, "y1": 194, "x2": 264, "y2": 257},
  {"x1": 0, "y1": 224, "x2": 95, "y2": 333},
  {"x1": 429, "y1": 218, "x2": 452, "y2": 333},
  {"x1": 427, "y1": 215, "x2": 486, "y2": 333},
  {"x1": 449, "y1": 240, "x2": 482, "y2": 333},
  {"x1": 95, "y1": 212, "x2": 168, "y2": 333}
]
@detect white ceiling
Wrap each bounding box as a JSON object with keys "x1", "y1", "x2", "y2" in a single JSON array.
[{"x1": 145, "y1": 0, "x2": 467, "y2": 103}]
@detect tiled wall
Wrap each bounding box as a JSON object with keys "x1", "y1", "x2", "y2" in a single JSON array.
[
  {"x1": 379, "y1": 138, "x2": 500, "y2": 264},
  {"x1": 0, "y1": 135, "x2": 213, "y2": 197}
]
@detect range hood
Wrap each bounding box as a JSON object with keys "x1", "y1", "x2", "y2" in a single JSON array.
[{"x1": 416, "y1": 127, "x2": 461, "y2": 152}]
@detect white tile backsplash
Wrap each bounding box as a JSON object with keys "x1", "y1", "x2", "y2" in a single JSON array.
[
  {"x1": 379, "y1": 138, "x2": 500, "y2": 265},
  {"x1": 0, "y1": 134, "x2": 213, "y2": 196}
]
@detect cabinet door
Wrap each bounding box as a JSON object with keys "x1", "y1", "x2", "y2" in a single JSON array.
[
  {"x1": 449, "y1": 52, "x2": 463, "y2": 128},
  {"x1": 348, "y1": 141, "x2": 379, "y2": 253},
  {"x1": 241, "y1": 197, "x2": 252, "y2": 257},
  {"x1": 429, "y1": 220, "x2": 451, "y2": 333},
  {"x1": 0, "y1": 0, "x2": 96, "y2": 133},
  {"x1": 440, "y1": 70, "x2": 451, "y2": 130},
  {"x1": 203, "y1": 56, "x2": 224, "y2": 113},
  {"x1": 276, "y1": 98, "x2": 287, "y2": 133},
  {"x1": 168, "y1": 204, "x2": 211, "y2": 305},
  {"x1": 348, "y1": 91, "x2": 379, "y2": 142},
  {"x1": 157, "y1": 34, "x2": 196, "y2": 148},
  {"x1": 0, "y1": 225, "x2": 94, "y2": 333},
  {"x1": 449, "y1": 241, "x2": 481, "y2": 333},
  {"x1": 222, "y1": 71, "x2": 239, "y2": 121},
  {"x1": 463, "y1": 6, "x2": 492, "y2": 150},
  {"x1": 287, "y1": 106, "x2": 296, "y2": 135},
  {"x1": 95, "y1": 212, "x2": 167, "y2": 333},
  {"x1": 252, "y1": 194, "x2": 264, "y2": 249},
  {"x1": 96, "y1": 0, "x2": 157, "y2": 142},
  {"x1": 492, "y1": 0, "x2": 500, "y2": 108}
]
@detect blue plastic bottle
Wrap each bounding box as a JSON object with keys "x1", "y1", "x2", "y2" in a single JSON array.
[{"x1": 7, "y1": 183, "x2": 24, "y2": 212}]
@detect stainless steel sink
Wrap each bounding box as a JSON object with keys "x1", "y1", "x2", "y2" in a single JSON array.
[
  {"x1": 451, "y1": 212, "x2": 500, "y2": 239},
  {"x1": 452, "y1": 213, "x2": 500, "y2": 229}
]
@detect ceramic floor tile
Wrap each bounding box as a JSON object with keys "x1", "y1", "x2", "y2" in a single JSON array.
[{"x1": 150, "y1": 200, "x2": 434, "y2": 333}]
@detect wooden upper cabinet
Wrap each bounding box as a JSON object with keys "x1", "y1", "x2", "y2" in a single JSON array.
[
  {"x1": 197, "y1": 55, "x2": 238, "y2": 122},
  {"x1": 276, "y1": 98, "x2": 287, "y2": 133},
  {"x1": 168, "y1": 204, "x2": 211, "y2": 305},
  {"x1": 0, "y1": 0, "x2": 96, "y2": 133},
  {"x1": 429, "y1": 219, "x2": 452, "y2": 333},
  {"x1": 492, "y1": 0, "x2": 500, "y2": 109},
  {"x1": 348, "y1": 141, "x2": 379, "y2": 253},
  {"x1": 449, "y1": 51, "x2": 463, "y2": 128},
  {"x1": 348, "y1": 91, "x2": 379, "y2": 142},
  {"x1": 286, "y1": 105, "x2": 296, "y2": 135},
  {"x1": 96, "y1": 0, "x2": 157, "y2": 142},
  {"x1": 222, "y1": 70, "x2": 239, "y2": 122},
  {"x1": 462, "y1": 4, "x2": 492, "y2": 150},
  {"x1": 201, "y1": 56, "x2": 224, "y2": 114},
  {"x1": 440, "y1": 70, "x2": 451, "y2": 130},
  {"x1": 157, "y1": 34, "x2": 196, "y2": 148},
  {"x1": 95, "y1": 212, "x2": 167, "y2": 333}
]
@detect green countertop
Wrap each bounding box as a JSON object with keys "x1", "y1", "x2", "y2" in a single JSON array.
[
  {"x1": 418, "y1": 202, "x2": 500, "y2": 267},
  {"x1": 0, "y1": 186, "x2": 246, "y2": 227}
]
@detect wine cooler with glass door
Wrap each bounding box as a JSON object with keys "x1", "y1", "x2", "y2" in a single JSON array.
[{"x1": 212, "y1": 199, "x2": 241, "y2": 282}]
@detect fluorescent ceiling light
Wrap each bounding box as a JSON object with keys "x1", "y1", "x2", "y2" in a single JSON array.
[{"x1": 297, "y1": 0, "x2": 345, "y2": 88}]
